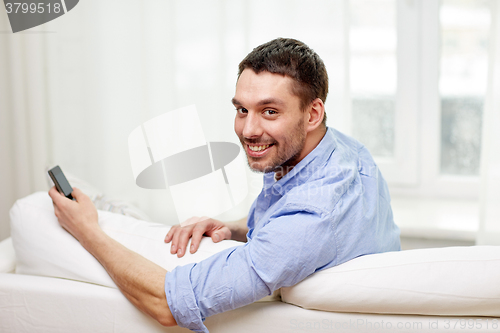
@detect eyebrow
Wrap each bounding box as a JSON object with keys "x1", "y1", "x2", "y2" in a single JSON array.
[{"x1": 231, "y1": 97, "x2": 285, "y2": 107}]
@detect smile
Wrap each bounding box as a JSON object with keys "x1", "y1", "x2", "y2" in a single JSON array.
[
  {"x1": 246, "y1": 143, "x2": 274, "y2": 157},
  {"x1": 248, "y1": 144, "x2": 271, "y2": 152}
]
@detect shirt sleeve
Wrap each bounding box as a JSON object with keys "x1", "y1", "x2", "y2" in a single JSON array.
[{"x1": 164, "y1": 204, "x2": 337, "y2": 332}]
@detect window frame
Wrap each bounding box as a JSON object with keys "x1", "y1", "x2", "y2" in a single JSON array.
[{"x1": 378, "y1": 0, "x2": 482, "y2": 200}]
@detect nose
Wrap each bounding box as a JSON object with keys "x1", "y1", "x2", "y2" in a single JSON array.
[{"x1": 241, "y1": 112, "x2": 263, "y2": 139}]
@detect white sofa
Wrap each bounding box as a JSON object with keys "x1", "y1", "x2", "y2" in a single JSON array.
[{"x1": 1, "y1": 192, "x2": 500, "y2": 332}]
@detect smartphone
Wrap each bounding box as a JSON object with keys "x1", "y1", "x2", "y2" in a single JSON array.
[{"x1": 48, "y1": 165, "x2": 75, "y2": 200}]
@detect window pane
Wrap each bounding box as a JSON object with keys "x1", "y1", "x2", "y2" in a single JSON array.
[
  {"x1": 441, "y1": 97, "x2": 483, "y2": 175},
  {"x1": 352, "y1": 98, "x2": 395, "y2": 157},
  {"x1": 350, "y1": 0, "x2": 396, "y2": 157},
  {"x1": 439, "y1": 0, "x2": 491, "y2": 175}
]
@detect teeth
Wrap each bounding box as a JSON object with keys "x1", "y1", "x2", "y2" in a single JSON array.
[{"x1": 249, "y1": 144, "x2": 270, "y2": 152}]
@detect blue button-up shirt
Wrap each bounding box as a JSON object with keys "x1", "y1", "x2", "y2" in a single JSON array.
[{"x1": 164, "y1": 127, "x2": 401, "y2": 332}]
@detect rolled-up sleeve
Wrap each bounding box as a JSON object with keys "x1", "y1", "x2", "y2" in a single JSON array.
[
  {"x1": 164, "y1": 263, "x2": 206, "y2": 332},
  {"x1": 164, "y1": 204, "x2": 337, "y2": 332}
]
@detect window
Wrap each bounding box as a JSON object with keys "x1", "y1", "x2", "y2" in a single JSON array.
[
  {"x1": 346, "y1": 0, "x2": 491, "y2": 200},
  {"x1": 439, "y1": 0, "x2": 490, "y2": 176},
  {"x1": 350, "y1": 0, "x2": 397, "y2": 158}
]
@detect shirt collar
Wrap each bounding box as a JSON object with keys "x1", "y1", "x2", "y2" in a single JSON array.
[{"x1": 263, "y1": 127, "x2": 336, "y2": 195}]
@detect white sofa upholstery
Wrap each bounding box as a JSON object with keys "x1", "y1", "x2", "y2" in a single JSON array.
[
  {"x1": 2, "y1": 236, "x2": 500, "y2": 333},
  {"x1": 2, "y1": 192, "x2": 500, "y2": 332}
]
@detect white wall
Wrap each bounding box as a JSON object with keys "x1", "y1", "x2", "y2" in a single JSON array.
[{"x1": 0, "y1": 0, "x2": 347, "y2": 240}]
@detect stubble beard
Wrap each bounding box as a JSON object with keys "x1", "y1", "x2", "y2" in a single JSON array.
[{"x1": 240, "y1": 119, "x2": 306, "y2": 174}]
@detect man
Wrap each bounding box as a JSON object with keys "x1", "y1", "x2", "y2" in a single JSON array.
[{"x1": 49, "y1": 38, "x2": 400, "y2": 332}]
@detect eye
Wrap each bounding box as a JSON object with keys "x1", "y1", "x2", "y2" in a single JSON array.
[
  {"x1": 236, "y1": 107, "x2": 248, "y2": 114},
  {"x1": 264, "y1": 109, "x2": 277, "y2": 116}
]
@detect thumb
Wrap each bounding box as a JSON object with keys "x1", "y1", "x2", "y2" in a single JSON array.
[
  {"x1": 212, "y1": 232, "x2": 222, "y2": 243},
  {"x1": 211, "y1": 228, "x2": 231, "y2": 243}
]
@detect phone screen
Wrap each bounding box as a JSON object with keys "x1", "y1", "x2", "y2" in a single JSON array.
[{"x1": 49, "y1": 166, "x2": 73, "y2": 198}]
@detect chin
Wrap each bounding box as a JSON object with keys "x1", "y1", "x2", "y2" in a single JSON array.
[{"x1": 247, "y1": 159, "x2": 274, "y2": 174}]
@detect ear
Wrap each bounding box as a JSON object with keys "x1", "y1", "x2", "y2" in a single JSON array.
[{"x1": 305, "y1": 98, "x2": 325, "y2": 132}]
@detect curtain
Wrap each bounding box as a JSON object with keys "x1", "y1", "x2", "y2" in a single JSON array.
[
  {"x1": 0, "y1": 0, "x2": 347, "y2": 241},
  {"x1": 477, "y1": 1, "x2": 500, "y2": 245},
  {"x1": 0, "y1": 17, "x2": 50, "y2": 240}
]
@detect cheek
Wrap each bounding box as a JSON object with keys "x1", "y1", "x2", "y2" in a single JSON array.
[
  {"x1": 265, "y1": 121, "x2": 287, "y2": 142},
  {"x1": 234, "y1": 116, "x2": 241, "y2": 133}
]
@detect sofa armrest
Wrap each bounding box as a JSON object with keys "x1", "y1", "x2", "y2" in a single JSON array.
[
  {"x1": 0, "y1": 237, "x2": 16, "y2": 273},
  {"x1": 0, "y1": 273, "x2": 176, "y2": 333}
]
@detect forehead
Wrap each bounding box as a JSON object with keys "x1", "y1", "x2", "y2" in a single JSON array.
[{"x1": 234, "y1": 69, "x2": 298, "y2": 105}]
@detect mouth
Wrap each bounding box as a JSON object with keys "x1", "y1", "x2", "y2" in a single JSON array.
[{"x1": 246, "y1": 143, "x2": 274, "y2": 157}]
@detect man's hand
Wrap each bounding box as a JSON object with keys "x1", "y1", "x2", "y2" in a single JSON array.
[
  {"x1": 165, "y1": 217, "x2": 231, "y2": 258},
  {"x1": 48, "y1": 186, "x2": 99, "y2": 243},
  {"x1": 48, "y1": 186, "x2": 176, "y2": 327}
]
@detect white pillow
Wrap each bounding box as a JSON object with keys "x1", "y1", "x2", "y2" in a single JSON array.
[
  {"x1": 282, "y1": 245, "x2": 500, "y2": 317},
  {"x1": 10, "y1": 192, "x2": 243, "y2": 289},
  {"x1": 12, "y1": 192, "x2": 500, "y2": 316}
]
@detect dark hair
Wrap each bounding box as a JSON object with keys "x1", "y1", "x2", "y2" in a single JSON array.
[{"x1": 238, "y1": 38, "x2": 328, "y2": 125}]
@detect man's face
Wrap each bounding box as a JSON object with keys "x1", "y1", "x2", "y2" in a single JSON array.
[{"x1": 233, "y1": 69, "x2": 308, "y2": 175}]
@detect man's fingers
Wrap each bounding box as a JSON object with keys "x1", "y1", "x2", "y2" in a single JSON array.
[
  {"x1": 48, "y1": 186, "x2": 63, "y2": 204},
  {"x1": 169, "y1": 227, "x2": 181, "y2": 254},
  {"x1": 165, "y1": 226, "x2": 176, "y2": 243},
  {"x1": 168, "y1": 217, "x2": 199, "y2": 254},
  {"x1": 190, "y1": 225, "x2": 206, "y2": 253},
  {"x1": 71, "y1": 187, "x2": 83, "y2": 201},
  {"x1": 175, "y1": 228, "x2": 193, "y2": 258},
  {"x1": 169, "y1": 226, "x2": 193, "y2": 256},
  {"x1": 71, "y1": 188, "x2": 94, "y2": 206},
  {"x1": 49, "y1": 186, "x2": 82, "y2": 207},
  {"x1": 167, "y1": 217, "x2": 229, "y2": 257}
]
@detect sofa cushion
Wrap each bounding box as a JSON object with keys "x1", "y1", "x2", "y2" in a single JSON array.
[
  {"x1": 0, "y1": 238, "x2": 16, "y2": 273},
  {"x1": 11, "y1": 192, "x2": 500, "y2": 316},
  {"x1": 281, "y1": 246, "x2": 500, "y2": 317},
  {"x1": 10, "y1": 192, "x2": 243, "y2": 288}
]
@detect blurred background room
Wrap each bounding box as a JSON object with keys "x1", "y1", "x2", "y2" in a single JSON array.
[{"x1": 1, "y1": 0, "x2": 500, "y2": 249}]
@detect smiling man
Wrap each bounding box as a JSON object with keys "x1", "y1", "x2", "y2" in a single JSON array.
[
  {"x1": 50, "y1": 38, "x2": 400, "y2": 332},
  {"x1": 233, "y1": 69, "x2": 322, "y2": 179}
]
